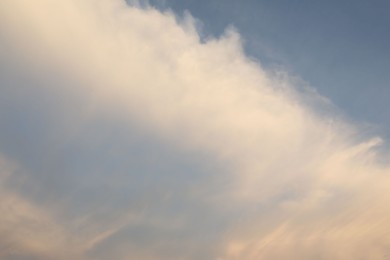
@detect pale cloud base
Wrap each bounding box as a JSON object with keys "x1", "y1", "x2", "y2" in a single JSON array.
[{"x1": 1, "y1": 0, "x2": 390, "y2": 259}]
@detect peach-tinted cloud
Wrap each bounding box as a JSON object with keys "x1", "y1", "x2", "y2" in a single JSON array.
[{"x1": 1, "y1": 0, "x2": 390, "y2": 259}]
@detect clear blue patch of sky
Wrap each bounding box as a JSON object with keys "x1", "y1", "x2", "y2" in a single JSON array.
[{"x1": 147, "y1": 0, "x2": 390, "y2": 138}]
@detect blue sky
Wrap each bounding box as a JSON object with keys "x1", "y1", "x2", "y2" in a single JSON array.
[
  {"x1": 150, "y1": 0, "x2": 390, "y2": 136},
  {"x1": 1, "y1": 1, "x2": 390, "y2": 259}
]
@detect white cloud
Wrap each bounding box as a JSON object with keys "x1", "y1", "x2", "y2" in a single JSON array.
[{"x1": 1, "y1": 0, "x2": 390, "y2": 259}]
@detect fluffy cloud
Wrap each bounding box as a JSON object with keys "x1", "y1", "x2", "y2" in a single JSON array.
[{"x1": 1, "y1": 0, "x2": 390, "y2": 259}]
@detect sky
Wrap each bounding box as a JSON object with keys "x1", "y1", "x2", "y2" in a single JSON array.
[
  {"x1": 148, "y1": 0, "x2": 390, "y2": 138},
  {"x1": 1, "y1": 0, "x2": 390, "y2": 259}
]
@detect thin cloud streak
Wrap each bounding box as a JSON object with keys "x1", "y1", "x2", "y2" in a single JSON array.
[{"x1": 1, "y1": 0, "x2": 390, "y2": 259}]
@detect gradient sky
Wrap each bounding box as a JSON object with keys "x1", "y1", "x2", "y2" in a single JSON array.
[
  {"x1": 1, "y1": 0, "x2": 390, "y2": 259},
  {"x1": 150, "y1": 0, "x2": 390, "y2": 137}
]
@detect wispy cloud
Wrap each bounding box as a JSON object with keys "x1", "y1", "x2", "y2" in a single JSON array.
[{"x1": 1, "y1": 0, "x2": 390, "y2": 259}]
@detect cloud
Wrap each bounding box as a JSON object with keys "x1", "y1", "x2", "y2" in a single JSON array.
[{"x1": 1, "y1": 0, "x2": 390, "y2": 259}]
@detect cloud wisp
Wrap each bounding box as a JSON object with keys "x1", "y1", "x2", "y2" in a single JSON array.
[{"x1": 1, "y1": 0, "x2": 390, "y2": 259}]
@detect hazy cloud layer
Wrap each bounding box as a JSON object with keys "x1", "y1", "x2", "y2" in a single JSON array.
[{"x1": 1, "y1": 0, "x2": 390, "y2": 259}]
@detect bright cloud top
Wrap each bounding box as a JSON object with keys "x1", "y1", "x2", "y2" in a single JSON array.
[{"x1": 1, "y1": 0, "x2": 390, "y2": 259}]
